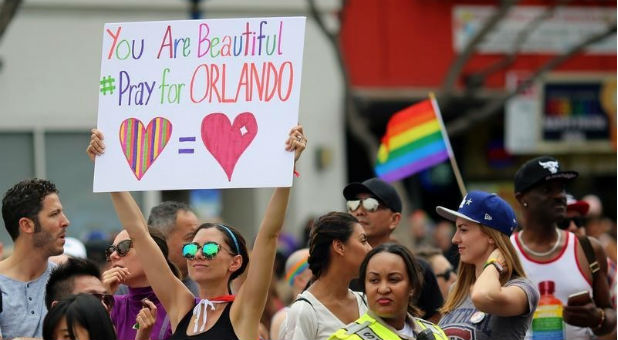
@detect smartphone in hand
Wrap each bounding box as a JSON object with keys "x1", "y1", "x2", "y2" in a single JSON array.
[{"x1": 567, "y1": 290, "x2": 592, "y2": 306}]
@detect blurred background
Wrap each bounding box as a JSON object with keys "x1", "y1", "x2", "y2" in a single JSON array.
[{"x1": 0, "y1": 0, "x2": 615, "y2": 259}]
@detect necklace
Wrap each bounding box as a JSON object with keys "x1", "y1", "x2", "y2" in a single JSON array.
[{"x1": 519, "y1": 228, "x2": 562, "y2": 257}]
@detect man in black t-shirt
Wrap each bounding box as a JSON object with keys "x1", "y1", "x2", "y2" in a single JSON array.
[{"x1": 343, "y1": 178, "x2": 444, "y2": 323}]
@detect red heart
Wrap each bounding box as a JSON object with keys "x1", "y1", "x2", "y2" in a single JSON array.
[{"x1": 201, "y1": 112, "x2": 258, "y2": 181}]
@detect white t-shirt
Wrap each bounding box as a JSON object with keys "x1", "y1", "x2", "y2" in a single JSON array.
[{"x1": 284, "y1": 289, "x2": 368, "y2": 340}]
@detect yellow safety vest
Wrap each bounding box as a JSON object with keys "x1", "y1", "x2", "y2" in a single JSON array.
[{"x1": 329, "y1": 313, "x2": 447, "y2": 340}]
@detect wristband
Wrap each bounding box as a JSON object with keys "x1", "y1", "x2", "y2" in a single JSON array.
[
  {"x1": 593, "y1": 308, "x2": 605, "y2": 331},
  {"x1": 483, "y1": 258, "x2": 504, "y2": 274}
]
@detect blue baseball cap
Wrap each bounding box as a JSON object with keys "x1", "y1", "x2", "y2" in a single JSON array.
[{"x1": 436, "y1": 191, "x2": 518, "y2": 236}]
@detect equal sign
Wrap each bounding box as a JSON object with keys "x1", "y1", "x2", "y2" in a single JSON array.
[{"x1": 178, "y1": 136, "x2": 196, "y2": 154}]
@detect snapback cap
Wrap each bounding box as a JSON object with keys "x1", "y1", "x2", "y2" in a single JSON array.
[
  {"x1": 436, "y1": 191, "x2": 518, "y2": 236},
  {"x1": 514, "y1": 156, "x2": 578, "y2": 194}
]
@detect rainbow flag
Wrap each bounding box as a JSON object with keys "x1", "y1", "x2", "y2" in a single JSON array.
[{"x1": 375, "y1": 99, "x2": 450, "y2": 182}]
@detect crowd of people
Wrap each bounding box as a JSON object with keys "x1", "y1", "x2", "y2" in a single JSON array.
[{"x1": 0, "y1": 126, "x2": 615, "y2": 340}]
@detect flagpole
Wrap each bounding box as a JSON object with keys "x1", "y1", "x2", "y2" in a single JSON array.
[{"x1": 429, "y1": 93, "x2": 467, "y2": 198}]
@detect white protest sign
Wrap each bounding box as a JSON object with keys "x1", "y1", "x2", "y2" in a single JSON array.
[{"x1": 94, "y1": 17, "x2": 306, "y2": 192}]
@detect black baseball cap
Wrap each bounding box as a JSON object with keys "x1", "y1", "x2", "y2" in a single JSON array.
[
  {"x1": 343, "y1": 178, "x2": 402, "y2": 213},
  {"x1": 514, "y1": 156, "x2": 578, "y2": 194}
]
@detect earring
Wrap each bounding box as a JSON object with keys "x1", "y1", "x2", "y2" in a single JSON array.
[{"x1": 523, "y1": 202, "x2": 528, "y2": 207}]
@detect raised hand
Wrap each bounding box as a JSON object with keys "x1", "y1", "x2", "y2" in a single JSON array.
[
  {"x1": 134, "y1": 298, "x2": 158, "y2": 340},
  {"x1": 285, "y1": 125, "x2": 307, "y2": 163},
  {"x1": 86, "y1": 128, "x2": 106, "y2": 161},
  {"x1": 487, "y1": 248, "x2": 506, "y2": 269}
]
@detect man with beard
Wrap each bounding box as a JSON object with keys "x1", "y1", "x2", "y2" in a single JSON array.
[
  {"x1": 0, "y1": 178, "x2": 70, "y2": 339},
  {"x1": 511, "y1": 156, "x2": 616, "y2": 339}
]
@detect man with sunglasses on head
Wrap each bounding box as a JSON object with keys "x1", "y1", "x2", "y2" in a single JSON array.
[
  {"x1": 0, "y1": 178, "x2": 69, "y2": 339},
  {"x1": 343, "y1": 177, "x2": 444, "y2": 323},
  {"x1": 511, "y1": 156, "x2": 616, "y2": 339}
]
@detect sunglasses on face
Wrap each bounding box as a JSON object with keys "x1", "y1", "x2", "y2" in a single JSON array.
[
  {"x1": 105, "y1": 239, "x2": 132, "y2": 261},
  {"x1": 91, "y1": 293, "x2": 115, "y2": 312},
  {"x1": 436, "y1": 268, "x2": 454, "y2": 281},
  {"x1": 182, "y1": 241, "x2": 224, "y2": 260},
  {"x1": 346, "y1": 197, "x2": 383, "y2": 213},
  {"x1": 557, "y1": 217, "x2": 585, "y2": 230}
]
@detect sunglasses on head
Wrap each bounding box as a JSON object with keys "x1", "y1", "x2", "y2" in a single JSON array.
[
  {"x1": 436, "y1": 268, "x2": 454, "y2": 281},
  {"x1": 105, "y1": 239, "x2": 132, "y2": 261},
  {"x1": 346, "y1": 197, "x2": 383, "y2": 213},
  {"x1": 182, "y1": 241, "x2": 224, "y2": 260},
  {"x1": 557, "y1": 216, "x2": 585, "y2": 230},
  {"x1": 91, "y1": 293, "x2": 115, "y2": 312}
]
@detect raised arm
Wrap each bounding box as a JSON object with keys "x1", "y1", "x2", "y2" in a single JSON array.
[
  {"x1": 470, "y1": 248, "x2": 530, "y2": 317},
  {"x1": 231, "y1": 125, "x2": 306, "y2": 340},
  {"x1": 87, "y1": 129, "x2": 195, "y2": 330}
]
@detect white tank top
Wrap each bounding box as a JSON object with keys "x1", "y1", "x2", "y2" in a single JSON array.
[{"x1": 511, "y1": 231, "x2": 594, "y2": 340}]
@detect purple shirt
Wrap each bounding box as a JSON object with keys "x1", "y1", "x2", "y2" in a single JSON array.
[{"x1": 111, "y1": 286, "x2": 172, "y2": 340}]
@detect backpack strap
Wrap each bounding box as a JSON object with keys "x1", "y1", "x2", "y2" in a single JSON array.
[{"x1": 577, "y1": 234, "x2": 601, "y2": 276}]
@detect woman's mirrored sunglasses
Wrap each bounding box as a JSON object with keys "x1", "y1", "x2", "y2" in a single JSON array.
[
  {"x1": 182, "y1": 241, "x2": 222, "y2": 260},
  {"x1": 105, "y1": 239, "x2": 132, "y2": 261},
  {"x1": 346, "y1": 197, "x2": 382, "y2": 213}
]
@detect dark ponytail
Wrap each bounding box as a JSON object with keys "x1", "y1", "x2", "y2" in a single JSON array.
[{"x1": 307, "y1": 212, "x2": 358, "y2": 279}]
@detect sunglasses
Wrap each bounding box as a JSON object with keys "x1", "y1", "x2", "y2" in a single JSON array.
[
  {"x1": 182, "y1": 241, "x2": 225, "y2": 260},
  {"x1": 558, "y1": 217, "x2": 585, "y2": 230},
  {"x1": 105, "y1": 239, "x2": 132, "y2": 261},
  {"x1": 346, "y1": 197, "x2": 383, "y2": 213},
  {"x1": 436, "y1": 268, "x2": 454, "y2": 281},
  {"x1": 91, "y1": 293, "x2": 115, "y2": 312}
]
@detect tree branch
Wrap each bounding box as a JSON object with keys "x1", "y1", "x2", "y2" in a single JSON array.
[
  {"x1": 446, "y1": 23, "x2": 617, "y2": 136},
  {"x1": 440, "y1": 0, "x2": 520, "y2": 98},
  {"x1": 465, "y1": 0, "x2": 572, "y2": 90}
]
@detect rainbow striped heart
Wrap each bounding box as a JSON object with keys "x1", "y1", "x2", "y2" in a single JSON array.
[{"x1": 119, "y1": 117, "x2": 172, "y2": 180}]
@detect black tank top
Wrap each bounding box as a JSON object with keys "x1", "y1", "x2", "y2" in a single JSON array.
[{"x1": 169, "y1": 302, "x2": 239, "y2": 340}]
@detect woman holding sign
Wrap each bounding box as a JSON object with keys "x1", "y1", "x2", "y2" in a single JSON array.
[{"x1": 87, "y1": 125, "x2": 306, "y2": 340}]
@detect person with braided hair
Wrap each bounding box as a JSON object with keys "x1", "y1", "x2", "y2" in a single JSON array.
[{"x1": 283, "y1": 212, "x2": 372, "y2": 340}]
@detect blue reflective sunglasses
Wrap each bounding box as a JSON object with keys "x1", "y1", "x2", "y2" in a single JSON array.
[{"x1": 182, "y1": 241, "x2": 222, "y2": 260}]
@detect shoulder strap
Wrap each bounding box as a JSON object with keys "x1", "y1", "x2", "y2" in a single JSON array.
[
  {"x1": 158, "y1": 314, "x2": 170, "y2": 339},
  {"x1": 353, "y1": 291, "x2": 368, "y2": 307},
  {"x1": 293, "y1": 297, "x2": 314, "y2": 308},
  {"x1": 292, "y1": 296, "x2": 319, "y2": 335},
  {"x1": 576, "y1": 234, "x2": 601, "y2": 276}
]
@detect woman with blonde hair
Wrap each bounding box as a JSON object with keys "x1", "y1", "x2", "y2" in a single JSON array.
[{"x1": 436, "y1": 191, "x2": 539, "y2": 340}]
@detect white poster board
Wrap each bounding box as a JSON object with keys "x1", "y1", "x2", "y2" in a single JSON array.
[{"x1": 94, "y1": 17, "x2": 306, "y2": 192}]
